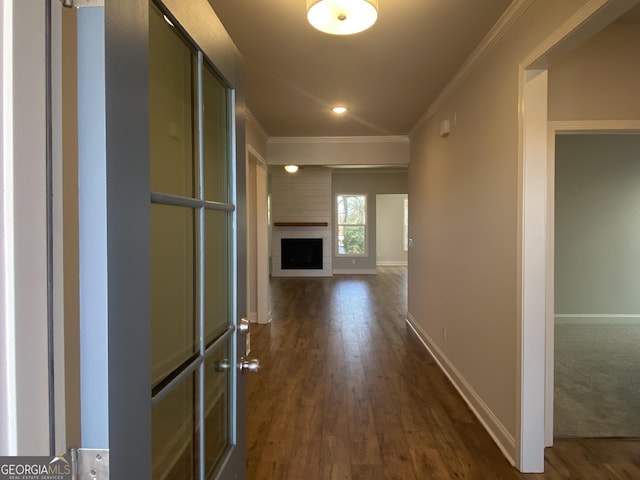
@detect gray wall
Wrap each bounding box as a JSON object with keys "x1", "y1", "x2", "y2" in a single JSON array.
[
  {"x1": 555, "y1": 134, "x2": 640, "y2": 316},
  {"x1": 408, "y1": 0, "x2": 588, "y2": 445},
  {"x1": 376, "y1": 194, "x2": 408, "y2": 265},
  {"x1": 332, "y1": 170, "x2": 407, "y2": 273}
]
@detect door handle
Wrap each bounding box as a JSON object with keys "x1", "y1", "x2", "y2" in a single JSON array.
[
  {"x1": 239, "y1": 357, "x2": 260, "y2": 374},
  {"x1": 213, "y1": 359, "x2": 230, "y2": 372}
]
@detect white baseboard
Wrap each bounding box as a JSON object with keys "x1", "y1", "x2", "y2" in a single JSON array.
[
  {"x1": 332, "y1": 268, "x2": 377, "y2": 275},
  {"x1": 405, "y1": 313, "x2": 516, "y2": 466},
  {"x1": 376, "y1": 261, "x2": 408, "y2": 266},
  {"x1": 555, "y1": 314, "x2": 640, "y2": 325}
]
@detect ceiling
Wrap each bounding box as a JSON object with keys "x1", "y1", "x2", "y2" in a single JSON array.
[{"x1": 207, "y1": 0, "x2": 513, "y2": 138}]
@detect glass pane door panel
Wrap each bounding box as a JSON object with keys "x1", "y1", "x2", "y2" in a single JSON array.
[
  {"x1": 152, "y1": 374, "x2": 198, "y2": 480},
  {"x1": 148, "y1": 3, "x2": 240, "y2": 479},
  {"x1": 151, "y1": 203, "x2": 197, "y2": 386},
  {"x1": 149, "y1": 3, "x2": 196, "y2": 197},
  {"x1": 204, "y1": 210, "x2": 230, "y2": 344},
  {"x1": 204, "y1": 340, "x2": 231, "y2": 477},
  {"x1": 202, "y1": 65, "x2": 229, "y2": 202}
]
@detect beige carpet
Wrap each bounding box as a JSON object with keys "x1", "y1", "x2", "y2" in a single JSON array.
[{"x1": 554, "y1": 323, "x2": 640, "y2": 438}]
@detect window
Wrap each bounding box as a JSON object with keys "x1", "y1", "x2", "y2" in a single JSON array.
[{"x1": 336, "y1": 194, "x2": 367, "y2": 255}]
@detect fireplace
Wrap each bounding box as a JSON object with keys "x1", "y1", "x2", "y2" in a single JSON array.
[{"x1": 281, "y1": 238, "x2": 323, "y2": 270}]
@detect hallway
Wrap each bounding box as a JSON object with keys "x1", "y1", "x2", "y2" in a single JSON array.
[{"x1": 246, "y1": 267, "x2": 640, "y2": 479}]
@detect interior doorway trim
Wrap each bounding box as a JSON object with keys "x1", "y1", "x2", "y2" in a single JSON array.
[
  {"x1": 548, "y1": 120, "x2": 640, "y2": 133},
  {"x1": 246, "y1": 145, "x2": 270, "y2": 325},
  {"x1": 517, "y1": 0, "x2": 640, "y2": 472}
]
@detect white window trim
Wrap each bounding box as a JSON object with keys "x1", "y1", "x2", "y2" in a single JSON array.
[{"x1": 335, "y1": 193, "x2": 368, "y2": 257}]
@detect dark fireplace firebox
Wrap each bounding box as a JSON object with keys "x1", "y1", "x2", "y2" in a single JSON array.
[{"x1": 281, "y1": 238, "x2": 323, "y2": 270}]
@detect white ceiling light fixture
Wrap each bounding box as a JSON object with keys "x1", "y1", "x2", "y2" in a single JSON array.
[
  {"x1": 332, "y1": 106, "x2": 348, "y2": 114},
  {"x1": 284, "y1": 165, "x2": 299, "y2": 173},
  {"x1": 307, "y1": 0, "x2": 379, "y2": 35}
]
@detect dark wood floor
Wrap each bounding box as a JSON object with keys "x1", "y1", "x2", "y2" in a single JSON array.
[{"x1": 246, "y1": 267, "x2": 640, "y2": 479}]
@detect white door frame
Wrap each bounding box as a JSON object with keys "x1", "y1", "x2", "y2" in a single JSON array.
[
  {"x1": 0, "y1": 0, "x2": 59, "y2": 456},
  {"x1": 246, "y1": 146, "x2": 270, "y2": 325},
  {"x1": 255, "y1": 158, "x2": 270, "y2": 325},
  {"x1": 518, "y1": 0, "x2": 640, "y2": 471}
]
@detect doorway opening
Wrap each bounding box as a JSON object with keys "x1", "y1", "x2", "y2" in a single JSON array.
[{"x1": 552, "y1": 132, "x2": 640, "y2": 439}]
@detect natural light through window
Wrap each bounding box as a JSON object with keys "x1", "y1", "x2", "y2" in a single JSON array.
[{"x1": 336, "y1": 194, "x2": 367, "y2": 255}]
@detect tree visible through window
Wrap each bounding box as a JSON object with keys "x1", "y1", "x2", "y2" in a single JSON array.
[{"x1": 337, "y1": 194, "x2": 366, "y2": 255}]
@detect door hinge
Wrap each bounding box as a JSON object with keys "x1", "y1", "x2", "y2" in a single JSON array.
[
  {"x1": 60, "y1": 0, "x2": 105, "y2": 8},
  {"x1": 68, "y1": 448, "x2": 109, "y2": 480}
]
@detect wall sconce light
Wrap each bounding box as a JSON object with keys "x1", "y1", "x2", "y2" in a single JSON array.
[{"x1": 284, "y1": 165, "x2": 299, "y2": 173}]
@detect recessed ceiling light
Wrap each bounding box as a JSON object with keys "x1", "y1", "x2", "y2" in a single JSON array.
[{"x1": 332, "y1": 106, "x2": 348, "y2": 114}]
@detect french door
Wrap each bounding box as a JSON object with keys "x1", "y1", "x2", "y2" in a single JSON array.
[{"x1": 76, "y1": 0, "x2": 247, "y2": 478}]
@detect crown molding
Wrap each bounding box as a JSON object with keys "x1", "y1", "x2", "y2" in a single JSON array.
[
  {"x1": 267, "y1": 135, "x2": 409, "y2": 145},
  {"x1": 245, "y1": 109, "x2": 269, "y2": 140},
  {"x1": 410, "y1": 0, "x2": 534, "y2": 137}
]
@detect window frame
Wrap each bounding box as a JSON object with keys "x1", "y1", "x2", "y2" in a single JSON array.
[{"x1": 335, "y1": 193, "x2": 368, "y2": 257}]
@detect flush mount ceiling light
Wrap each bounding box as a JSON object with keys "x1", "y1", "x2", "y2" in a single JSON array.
[
  {"x1": 307, "y1": 0, "x2": 379, "y2": 35},
  {"x1": 332, "y1": 106, "x2": 348, "y2": 114},
  {"x1": 284, "y1": 165, "x2": 299, "y2": 173}
]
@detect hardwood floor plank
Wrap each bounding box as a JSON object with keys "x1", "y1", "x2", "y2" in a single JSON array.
[
  {"x1": 377, "y1": 432, "x2": 418, "y2": 480},
  {"x1": 320, "y1": 436, "x2": 352, "y2": 480},
  {"x1": 285, "y1": 440, "x2": 322, "y2": 479},
  {"x1": 349, "y1": 433, "x2": 383, "y2": 466},
  {"x1": 247, "y1": 267, "x2": 640, "y2": 479},
  {"x1": 350, "y1": 464, "x2": 386, "y2": 480},
  {"x1": 247, "y1": 461, "x2": 288, "y2": 480}
]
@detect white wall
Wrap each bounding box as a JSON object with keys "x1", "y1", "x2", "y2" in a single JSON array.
[
  {"x1": 407, "y1": 0, "x2": 589, "y2": 463},
  {"x1": 246, "y1": 111, "x2": 268, "y2": 159},
  {"x1": 267, "y1": 136, "x2": 409, "y2": 167},
  {"x1": 548, "y1": 23, "x2": 640, "y2": 122},
  {"x1": 555, "y1": 134, "x2": 640, "y2": 319},
  {"x1": 376, "y1": 194, "x2": 408, "y2": 266}
]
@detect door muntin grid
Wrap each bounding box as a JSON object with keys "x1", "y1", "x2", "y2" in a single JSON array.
[{"x1": 149, "y1": 2, "x2": 238, "y2": 478}]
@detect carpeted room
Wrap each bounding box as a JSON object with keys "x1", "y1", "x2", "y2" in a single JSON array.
[{"x1": 553, "y1": 134, "x2": 640, "y2": 439}]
